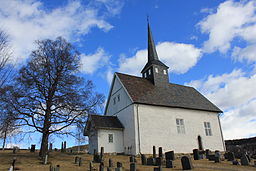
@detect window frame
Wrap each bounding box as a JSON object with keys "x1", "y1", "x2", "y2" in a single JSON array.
[
  {"x1": 204, "y1": 122, "x2": 212, "y2": 136},
  {"x1": 108, "y1": 134, "x2": 113, "y2": 143},
  {"x1": 176, "y1": 118, "x2": 185, "y2": 134}
]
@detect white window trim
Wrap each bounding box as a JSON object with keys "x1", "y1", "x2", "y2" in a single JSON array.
[
  {"x1": 155, "y1": 67, "x2": 158, "y2": 73},
  {"x1": 163, "y1": 70, "x2": 167, "y2": 75},
  {"x1": 108, "y1": 134, "x2": 113, "y2": 143},
  {"x1": 176, "y1": 118, "x2": 185, "y2": 134},
  {"x1": 204, "y1": 122, "x2": 212, "y2": 136}
]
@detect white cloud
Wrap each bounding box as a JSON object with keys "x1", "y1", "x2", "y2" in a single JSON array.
[
  {"x1": 186, "y1": 69, "x2": 256, "y2": 139},
  {"x1": 80, "y1": 48, "x2": 110, "y2": 74},
  {"x1": 232, "y1": 44, "x2": 256, "y2": 63},
  {"x1": 0, "y1": 0, "x2": 121, "y2": 64},
  {"x1": 118, "y1": 41, "x2": 202, "y2": 76},
  {"x1": 198, "y1": 0, "x2": 256, "y2": 54}
]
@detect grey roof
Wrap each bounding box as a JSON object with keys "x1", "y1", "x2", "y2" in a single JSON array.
[
  {"x1": 89, "y1": 115, "x2": 124, "y2": 129},
  {"x1": 116, "y1": 73, "x2": 222, "y2": 113}
]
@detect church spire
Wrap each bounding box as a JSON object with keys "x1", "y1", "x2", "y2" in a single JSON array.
[
  {"x1": 148, "y1": 21, "x2": 159, "y2": 62},
  {"x1": 141, "y1": 20, "x2": 170, "y2": 87}
]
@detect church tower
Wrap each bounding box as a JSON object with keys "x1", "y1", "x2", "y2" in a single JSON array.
[{"x1": 141, "y1": 22, "x2": 169, "y2": 87}]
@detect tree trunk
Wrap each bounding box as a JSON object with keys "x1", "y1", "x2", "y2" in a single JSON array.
[
  {"x1": 39, "y1": 132, "x2": 49, "y2": 157},
  {"x1": 2, "y1": 128, "x2": 7, "y2": 150}
]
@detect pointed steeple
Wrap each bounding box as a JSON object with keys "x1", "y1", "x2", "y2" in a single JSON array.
[
  {"x1": 141, "y1": 20, "x2": 170, "y2": 87},
  {"x1": 148, "y1": 21, "x2": 159, "y2": 62}
]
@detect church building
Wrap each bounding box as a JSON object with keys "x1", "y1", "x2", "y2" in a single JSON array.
[{"x1": 84, "y1": 23, "x2": 225, "y2": 155}]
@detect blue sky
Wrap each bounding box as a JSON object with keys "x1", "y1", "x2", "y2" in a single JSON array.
[{"x1": 1, "y1": 0, "x2": 256, "y2": 148}]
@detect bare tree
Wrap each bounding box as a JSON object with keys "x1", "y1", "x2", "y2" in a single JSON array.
[
  {"x1": 0, "y1": 29, "x2": 12, "y2": 88},
  {"x1": 4, "y1": 37, "x2": 104, "y2": 157}
]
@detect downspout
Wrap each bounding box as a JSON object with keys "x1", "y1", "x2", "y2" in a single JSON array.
[
  {"x1": 136, "y1": 104, "x2": 141, "y2": 154},
  {"x1": 218, "y1": 113, "x2": 226, "y2": 151}
]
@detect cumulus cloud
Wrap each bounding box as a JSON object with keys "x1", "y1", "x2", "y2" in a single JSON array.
[
  {"x1": 186, "y1": 69, "x2": 256, "y2": 139},
  {"x1": 198, "y1": 0, "x2": 256, "y2": 55},
  {"x1": 0, "y1": 0, "x2": 122, "y2": 64},
  {"x1": 118, "y1": 41, "x2": 202, "y2": 76},
  {"x1": 80, "y1": 48, "x2": 110, "y2": 74}
]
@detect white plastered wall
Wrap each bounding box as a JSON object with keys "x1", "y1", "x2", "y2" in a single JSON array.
[
  {"x1": 135, "y1": 104, "x2": 225, "y2": 154},
  {"x1": 97, "y1": 129, "x2": 124, "y2": 153}
]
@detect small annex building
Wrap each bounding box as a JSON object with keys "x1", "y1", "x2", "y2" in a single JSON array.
[{"x1": 84, "y1": 23, "x2": 225, "y2": 155}]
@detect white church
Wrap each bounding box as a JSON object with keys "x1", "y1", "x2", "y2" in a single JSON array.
[{"x1": 84, "y1": 23, "x2": 225, "y2": 155}]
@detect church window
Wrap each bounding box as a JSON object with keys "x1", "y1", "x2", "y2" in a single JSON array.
[
  {"x1": 117, "y1": 94, "x2": 120, "y2": 102},
  {"x1": 108, "y1": 134, "x2": 113, "y2": 143},
  {"x1": 176, "y1": 118, "x2": 185, "y2": 134},
  {"x1": 163, "y1": 70, "x2": 167, "y2": 75},
  {"x1": 204, "y1": 122, "x2": 212, "y2": 136},
  {"x1": 113, "y1": 97, "x2": 116, "y2": 105},
  {"x1": 148, "y1": 69, "x2": 151, "y2": 75},
  {"x1": 155, "y1": 67, "x2": 158, "y2": 73}
]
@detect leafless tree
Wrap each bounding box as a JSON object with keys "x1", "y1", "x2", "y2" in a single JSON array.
[
  {"x1": 4, "y1": 37, "x2": 104, "y2": 157},
  {"x1": 0, "y1": 29, "x2": 13, "y2": 88}
]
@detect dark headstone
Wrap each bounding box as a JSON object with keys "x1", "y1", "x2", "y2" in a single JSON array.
[
  {"x1": 94, "y1": 153, "x2": 101, "y2": 163},
  {"x1": 146, "y1": 157, "x2": 155, "y2": 166},
  {"x1": 246, "y1": 154, "x2": 251, "y2": 162},
  {"x1": 30, "y1": 144, "x2": 36, "y2": 152},
  {"x1": 56, "y1": 165, "x2": 60, "y2": 171},
  {"x1": 75, "y1": 156, "x2": 78, "y2": 164},
  {"x1": 109, "y1": 158, "x2": 113, "y2": 167},
  {"x1": 155, "y1": 157, "x2": 162, "y2": 166},
  {"x1": 205, "y1": 149, "x2": 210, "y2": 159},
  {"x1": 141, "y1": 154, "x2": 147, "y2": 165},
  {"x1": 100, "y1": 147, "x2": 104, "y2": 158},
  {"x1": 89, "y1": 161, "x2": 93, "y2": 171},
  {"x1": 193, "y1": 149, "x2": 199, "y2": 160},
  {"x1": 165, "y1": 151, "x2": 175, "y2": 160},
  {"x1": 241, "y1": 154, "x2": 249, "y2": 166},
  {"x1": 99, "y1": 162, "x2": 104, "y2": 171},
  {"x1": 226, "y1": 152, "x2": 235, "y2": 161},
  {"x1": 232, "y1": 160, "x2": 240, "y2": 165},
  {"x1": 117, "y1": 162, "x2": 122, "y2": 168},
  {"x1": 166, "y1": 160, "x2": 173, "y2": 168},
  {"x1": 130, "y1": 156, "x2": 135, "y2": 163},
  {"x1": 153, "y1": 146, "x2": 156, "y2": 158},
  {"x1": 12, "y1": 157, "x2": 16, "y2": 167},
  {"x1": 214, "y1": 151, "x2": 221, "y2": 163},
  {"x1": 78, "y1": 157, "x2": 82, "y2": 166},
  {"x1": 158, "y1": 147, "x2": 163, "y2": 158},
  {"x1": 181, "y1": 156, "x2": 193, "y2": 170},
  {"x1": 49, "y1": 143, "x2": 53, "y2": 152},
  {"x1": 107, "y1": 167, "x2": 112, "y2": 171},
  {"x1": 153, "y1": 166, "x2": 162, "y2": 171},
  {"x1": 61, "y1": 142, "x2": 63, "y2": 152},
  {"x1": 208, "y1": 154, "x2": 215, "y2": 161},
  {"x1": 64, "y1": 141, "x2": 66, "y2": 152},
  {"x1": 130, "y1": 163, "x2": 136, "y2": 171}
]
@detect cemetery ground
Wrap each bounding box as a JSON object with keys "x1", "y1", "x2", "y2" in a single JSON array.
[{"x1": 0, "y1": 150, "x2": 256, "y2": 171}]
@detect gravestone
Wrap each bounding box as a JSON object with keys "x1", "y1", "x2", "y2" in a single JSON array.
[
  {"x1": 30, "y1": 144, "x2": 36, "y2": 152},
  {"x1": 165, "y1": 151, "x2": 175, "y2": 160},
  {"x1": 63, "y1": 141, "x2": 67, "y2": 152},
  {"x1": 153, "y1": 146, "x2": 156, "y2": 158},
  {"x1": 227, "y1": 152, "x2": 235, "y2": 161},
  {"x1": 153, "y1": 166, "x2": 162, "y2": 171},
  {"x1": 181, "y1": 156, "x2": 193, "y2": 170},
  {"x1": 158, "y1": 147, "x2": 163, "y2": 158},
  {"x1": 78, "y1": 157, "x2": 82, "y2": 166},
  {"x1": 75, "y1": 156, "x2": 78, "y2": 164},
  {"x1": 44, "y1": 154, "x2": 48, "y2": 164},
  {"x1": 89, "y1": 161, "x2": 93, "y2": 171},
  {"x1": 109, "y1": 158, "x2": 113, "y2": 167},
  {"x1": 166, "y1": 160, "x2": 173, "y2": 168},
  {"x1": 208, "y1": 154, "x2": 215, "y2": 161},
  {"x1": 49, "y1": 143, "x2": 53, "y2": 152},
  {"x1": 12, "y1": 157, "x2": 16, "y2": 169},
  {"x1": 100, "y1": 147, "x2": 104, "y2": 162},
  {"x1": 232, "y1": 160, "x2": 240, "y2": 165},
  {"x1": 130, "y1": 156, "x2": 135, "y2": 163},
  {"x1": 193, "y1": 149, "x2": 199, "y2": 160},
  {"x1": 141, "y1": 154, "x2": 147, "y2": 165},
  {"x1": 146, "y1": 157, "x2": 155, "y2": 166},
  {"x1": 205, "y1": 149, "x2": 210, "y2": 159},
  {"x1": 115, "y1": 168, "x2": 122, "y2": 171},
  {"x1": 241, "y1": 154, "x2": 249, "y2": 166},
  {"x1": 214, "y1": 151, "x2": 221, "y2": 163},
  {"x1": 155, "y1": 157, "x2": 162, "y2": 166},
  {"x1": 107, "y1": 167, "x2": 112, "y2": 171},
  {"x1": 61, "y1": 142, "x2": 63, "y2": 152},
  {"x1": 117, "y1": 162, "x2": 122, "y2": 168},
  {"x1": 99, "y1": 162, "x2": 104, "y2": 171},
  {"x1": 130, "y1": 163, "x2": 136, "y2": 171},
  {"x1": 94, "y1": 153, "x2": 101, "y2": 163}
]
